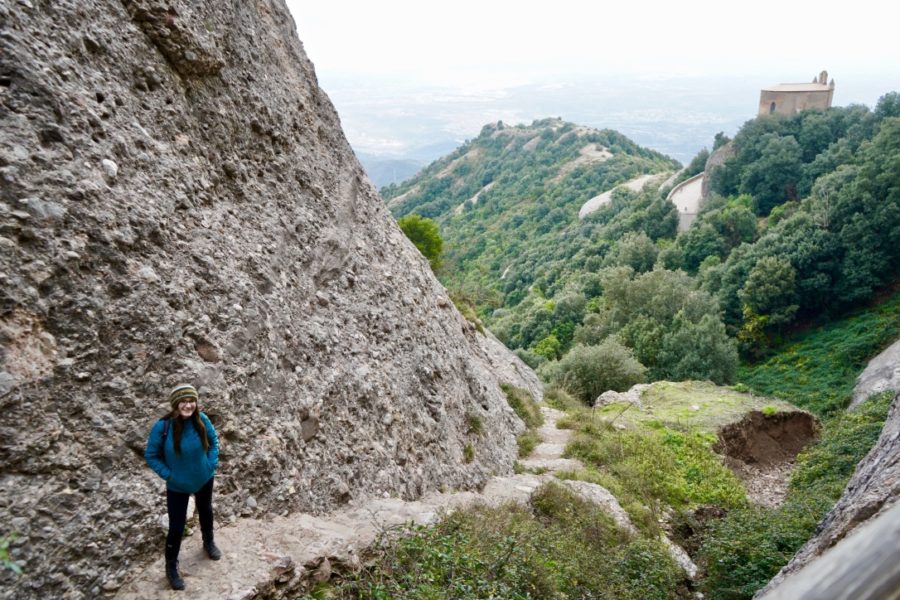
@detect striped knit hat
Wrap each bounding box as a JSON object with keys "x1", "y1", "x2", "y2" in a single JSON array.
[{"x1": 169, "y1": 384, "x2": 199, "y2": 409}]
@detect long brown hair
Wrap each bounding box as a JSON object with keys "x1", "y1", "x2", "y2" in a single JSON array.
[{"x1": 163, "y1": 408, "x2": 210, "y2": 455}]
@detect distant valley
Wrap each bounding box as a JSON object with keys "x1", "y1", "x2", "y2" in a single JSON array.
[{"x1": 325, "y1": 74, "x2": 890, "y2": 186}]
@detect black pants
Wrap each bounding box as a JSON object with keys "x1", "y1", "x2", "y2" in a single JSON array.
[{"x1": 165, "y1": 477, "x2": 214, "y2": 563}]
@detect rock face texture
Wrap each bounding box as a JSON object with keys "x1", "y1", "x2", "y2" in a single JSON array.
[
  {"x1": 0, "y1": 1, "x2": 530, "y2": 597},
  {"x1": 851, "y1": 338, "x2": 900, "y2": 409},
  {"x1": 757, "y1": 391, "x2": 900, "y2": 597}
]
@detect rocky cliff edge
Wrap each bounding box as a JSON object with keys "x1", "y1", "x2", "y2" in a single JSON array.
[{"x1": 0, "y1": 1, "x2": 537, "y2": 596}]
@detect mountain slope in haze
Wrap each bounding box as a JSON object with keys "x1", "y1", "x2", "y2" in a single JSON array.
[
  {"x1": 384, "y1": 118, "x2": 680, "y2": 307},
  {"x1": 356, "y1": 152, "x2": 424, "y2": 187}
]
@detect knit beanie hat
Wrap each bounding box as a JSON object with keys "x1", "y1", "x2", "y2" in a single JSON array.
[{"x1": 169, "y1": 384, "x2": 199, "y2": 409}]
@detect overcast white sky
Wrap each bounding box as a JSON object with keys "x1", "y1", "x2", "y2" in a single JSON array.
[{"x1": 288, "y1": 0, "x2": 900, "y2": 85}]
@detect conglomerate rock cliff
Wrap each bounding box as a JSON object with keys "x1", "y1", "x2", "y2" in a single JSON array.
[{"x1": 0, "y1": 1, "x2": 536, "y2": 597}]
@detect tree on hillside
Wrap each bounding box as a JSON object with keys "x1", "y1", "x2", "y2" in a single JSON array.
[
  {"x1": 739, "y1": 256, "x2": 799, "y2": 329},
  {"x1": 398, "y1": 214, "x2": 444, "y2": 271},
  {"x1": 607, "y1": 231, "x2": 659, "y2": 273},
  {"x1": 657, "y1": 313, "x2": 737, "y2": 384},
  {"x1": 740, "y1": 134, "x2": 803, "y2": 215}
]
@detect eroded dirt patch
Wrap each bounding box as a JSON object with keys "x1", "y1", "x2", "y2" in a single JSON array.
[{"x1": 714, "y1": 411, "x2": 818, "y2": 507}]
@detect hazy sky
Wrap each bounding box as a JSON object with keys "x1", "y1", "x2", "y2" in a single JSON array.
[
  {"x1": 288, "y1": 0, "x2": 900, "y2": 85},
  {"x1": 284, "y1": 0, "x2": 899, "y2": 166}
]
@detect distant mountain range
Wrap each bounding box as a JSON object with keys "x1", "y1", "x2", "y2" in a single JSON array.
[
  {"x1": 356, "y1": 153, "x2": 424, "y2": 188},
  {"x1": 326, "y1": 74, "x2": 891, "y2": 188}
]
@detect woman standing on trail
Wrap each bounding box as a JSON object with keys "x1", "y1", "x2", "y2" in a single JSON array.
[{"x1": 145, "y1": 384, "x2": 221, "y2": 591}]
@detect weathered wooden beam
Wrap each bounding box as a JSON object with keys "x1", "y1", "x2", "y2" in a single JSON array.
[{"x1": 758, "y1": 500, "x2": 900, "y2": 600}]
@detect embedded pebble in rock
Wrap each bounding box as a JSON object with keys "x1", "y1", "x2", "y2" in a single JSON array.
[
  {"x1": 0, "y1": 2, "x2": 536, "y2": 597},
  {"x1": 101, "y1": 158, "x2": 118, "y2": 179}
]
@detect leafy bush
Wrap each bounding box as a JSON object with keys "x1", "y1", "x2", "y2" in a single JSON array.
[
  {"x1": 540, "y1": 338, "x2": 647, "y2": 404},
  {"x1": 397, "y1": 213, "x2": 444, "y2": 271}
]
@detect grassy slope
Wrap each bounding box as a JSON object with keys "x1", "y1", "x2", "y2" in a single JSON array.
[
  {"x1": 695, "y1": 290, "x2": 900, "y2": 598},
  {"x1": 737, "y1": 290, "x2": 900, "y2": 416}
]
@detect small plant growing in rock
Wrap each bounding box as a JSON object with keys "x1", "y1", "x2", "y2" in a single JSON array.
[
  {"x1": 463, "y1": 443, "x2": 475, "y2": 464},
  {"x1": 449, "y1": 291, "x2": 485, "y2": 333},
  {"x1": 761, "y1": 404, "x2": 778, "y2": 416},
  {"x1": 1, "y1": 535, "x2": 22, "y2": 576},
  {"x1": 500, "y1": 384, "x2": 542, "y2": 428},
  {"x1": 733, "y1": 382, "x2": 750, "y2": 393},
  {"x1": 465, "y1": 412, "x2": 484, "y2": 435},
  {"x1": 501, "y1": 384, "x2": 544, "y2": 458},
  {"x1": 517, "y1": 430, "x2": 541, "y2": 458}
]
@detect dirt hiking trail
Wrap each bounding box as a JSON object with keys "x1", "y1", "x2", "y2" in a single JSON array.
[{"x1": 116, "y1": 407, "x2": 694, "y2": 598}]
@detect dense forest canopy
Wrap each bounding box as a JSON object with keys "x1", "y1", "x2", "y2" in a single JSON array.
[{"x1": 388, "y1": 93, "x2": 900, "y2": 400}]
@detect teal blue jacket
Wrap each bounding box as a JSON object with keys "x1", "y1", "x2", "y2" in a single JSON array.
[{"x1": 145, "y1": 412, "x2": 219, "y2": 494}]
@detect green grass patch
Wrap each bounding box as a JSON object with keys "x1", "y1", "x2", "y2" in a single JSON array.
[
  {"x1": 501, "y1": 384, "x2": 545, "y2": 459},
  {"x1": 465, "y1": 412, "x2": 484, "y2": 435},
  {"x1": 543, "y1": 386, "x2": 582, "y2": 411},
  {"x1": 314, "y1": 482, "x2": 684, "y2": 599},
  {"x1": 737, "y1": 291, "x2": 900, "y2": 417},
  {"x1": 501, "y1": 384, "x2": 543, "y2": 429},
  {"x1": 630, "y1": 381, "x2": 797, "y2": 432},
  {"x1": 516, "y1": 430, "x2": 540, "y2": 458},
  {"x1": 564, "y1": 419, "x2": 747, "y2": 532},
  {"x1": 697, "y1": 392, "x2": 893, "y2": 599}
]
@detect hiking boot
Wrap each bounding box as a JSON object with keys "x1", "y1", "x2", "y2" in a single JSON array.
[
  {"x1": 166, "y1": 560, "x2": 185, "y2": 591},
  {"x1": 202, "y1": 531, "x2": 222, "y2": 561}
]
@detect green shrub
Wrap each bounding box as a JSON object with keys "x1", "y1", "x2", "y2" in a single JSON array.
[
  {"x1": 543, "y1": 386, "x2": 582, "y2": 411},
  {"x1": 463, "y1": 443, "x2": 475, "y2": 464},
  {"x1": 516, "y1": 430, "x2": 540, "y2": 458},
  {"x1": 698, "y1": 498, "x2": 829, "y2": 600},
  {"x1": 397, "y1": 213, "x2": 443, "y2": 271},
  {"x1": 540, "y1": 338, "x2": 647, "y2": 405}
]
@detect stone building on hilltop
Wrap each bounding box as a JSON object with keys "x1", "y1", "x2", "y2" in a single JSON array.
[{"x1": 758, "y1": 70, "x2": 835, "y2": 116}]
